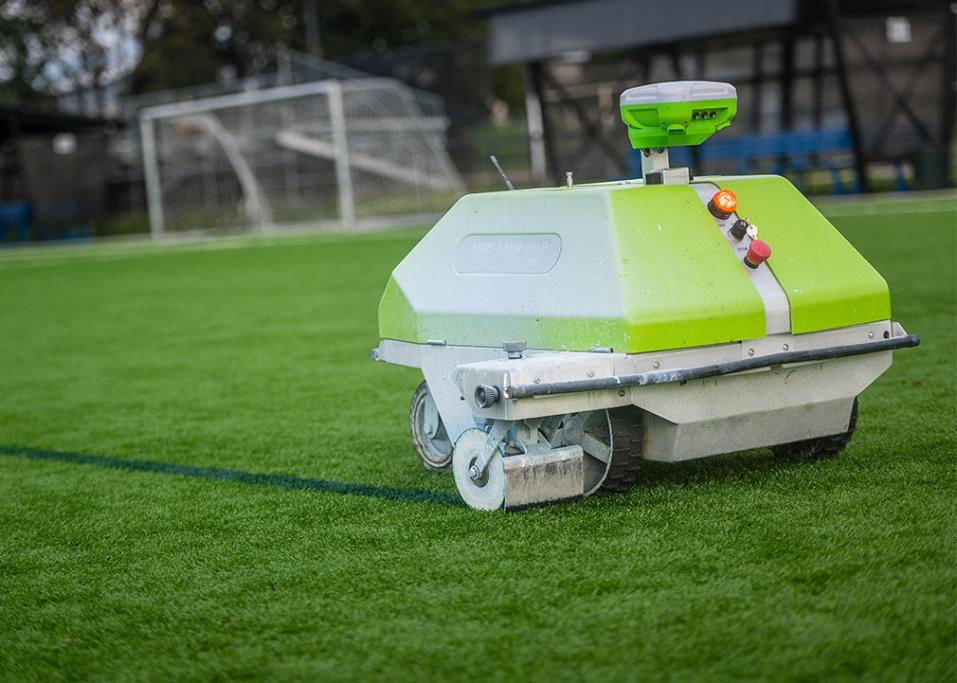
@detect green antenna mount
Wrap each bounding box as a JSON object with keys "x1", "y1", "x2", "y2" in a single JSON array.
[
  {"x1": 619, "y1": 81, "x2": 737, "y2": 184},
  {"x1": 620, "y1": 80, "x2": 737, "y2": 150}
]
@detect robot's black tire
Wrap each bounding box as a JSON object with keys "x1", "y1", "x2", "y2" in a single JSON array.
[
  {"x1": 771, "y1": 398, "x2": 859, "y2": 460},
  {"x1": 596, "y1": 407, "x2": 645, "y2": 496}
]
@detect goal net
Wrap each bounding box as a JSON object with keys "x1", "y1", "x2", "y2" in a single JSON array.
[{"x1": 139, "y1": 78, "x2": 464, "y2": 238}]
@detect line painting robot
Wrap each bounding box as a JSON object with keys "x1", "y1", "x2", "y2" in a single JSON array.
[{"x1": 372, "y1": 81, "x2": 919, "y2": 511}]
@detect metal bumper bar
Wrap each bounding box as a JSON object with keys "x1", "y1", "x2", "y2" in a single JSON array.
[{"x1": 504, "y1": 334, "x2": 920, "y2": 400}]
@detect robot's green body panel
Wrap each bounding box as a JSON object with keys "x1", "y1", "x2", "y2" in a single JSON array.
[
  {"x1": 377, "y1": 175, "x2": 890, "y2": 354},
  {"x1": 608, "y1": 185, "x2": 765, "y2": 351}
]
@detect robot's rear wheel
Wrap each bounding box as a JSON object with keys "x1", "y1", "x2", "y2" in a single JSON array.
[
  {"x1": 771, "y1": 398, "x2": 859, "y2": 460},
  {"x1": 409, "y1": 381, "x2": 452, "y2": 471},
  {"x1": 596, "y1": 408, "x2": 645, "y2": 495}
]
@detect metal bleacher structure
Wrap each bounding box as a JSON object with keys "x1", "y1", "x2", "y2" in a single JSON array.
[
  {"x1": 637, "y1": 128, "x2": 908, "y2": 194},
  {"x1": 481, "y1": 0, "x2": 955, "y2": 193}
]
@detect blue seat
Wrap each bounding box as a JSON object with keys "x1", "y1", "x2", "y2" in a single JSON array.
[
  {"x1": 629, "y1": 127, "x2": 898, "y2": 194},
  {"x1": 35, "y1": 200, "x2": 93, "y2": 241},
  {"x1": 0, "y1": 202, "x2": 31, "y2": 242}
]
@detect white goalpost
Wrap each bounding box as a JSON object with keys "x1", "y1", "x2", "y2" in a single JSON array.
[{"x1": 139, "y1": 78, "x2": 464, "y2": 239}]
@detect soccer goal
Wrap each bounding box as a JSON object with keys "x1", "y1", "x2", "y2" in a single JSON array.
[{"x1": 139, "y1": 78, "x2": 464, "y2": 239}]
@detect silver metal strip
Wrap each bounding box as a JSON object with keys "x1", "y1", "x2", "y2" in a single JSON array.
[
  {"x1": 691, "y1": 182, "x2": 791, "y2": 335},
  {"x1": 504, "y1": 334, "x2": 919, "y2": 399}
]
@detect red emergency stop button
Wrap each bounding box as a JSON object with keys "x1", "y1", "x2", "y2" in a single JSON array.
[
  {"x1": 744, "y1": 239, "x2": 771, "y2": 269},
  {"x1": 708, "y1": 189, "x2": 737, "y2": 219}
]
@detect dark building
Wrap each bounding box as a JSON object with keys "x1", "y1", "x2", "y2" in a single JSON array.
[{"x1": 0, "y1": 105, "x2": 120, "y2": 241}]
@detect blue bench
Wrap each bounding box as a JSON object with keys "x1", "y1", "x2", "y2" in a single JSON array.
[
  {"x1": 0, "y1": 202, "x2": 31, "y2": 242},
  {"x1": 0, "y1": 201, "x2": 95, "y2": 243},
  {"x1": 35, "y1": 200, "x2": 94, "y2": 241},
  {"x1": 629, "y1": 128, "x2": 906, "y2": 194}
]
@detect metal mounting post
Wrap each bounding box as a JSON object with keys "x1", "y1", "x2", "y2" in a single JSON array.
[{"x1": 640, "y1": 148, "x2": 670, "y2": 178}]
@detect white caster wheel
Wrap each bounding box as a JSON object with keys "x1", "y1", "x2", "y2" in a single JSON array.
[{"x1": 452, "y1": 428, "x2": 505, "y2": 511}]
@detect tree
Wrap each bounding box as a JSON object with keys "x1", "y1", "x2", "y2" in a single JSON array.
[
  {"x1": 0, "y1": 0, "x2": 154, "y2": 102},
  {"x1": 310, "y1": 0, "x2": 489, "y2": 58},
  {"x1": 0, "y1": 0, "x2": 497, "y2": 101},
  {"x1": 130, "y1": 0, "x2": 302, "y2": 93}
]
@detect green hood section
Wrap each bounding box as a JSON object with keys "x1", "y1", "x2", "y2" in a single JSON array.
[
  {"x1": 379, "y1": 184, "x2": 766, "y2": 353},
  {"x1": 378, "y1": 277, "x2": 418, "y2": 342},
  {"x1": 379, "y1": 176, "x2": 892, "y2": 353},
  {"x1": 717, "y1": 176, "x2": 890, "y2": 333},
  {"x1": 610, "y1": 185, "x2": 766, "y2": 350}
]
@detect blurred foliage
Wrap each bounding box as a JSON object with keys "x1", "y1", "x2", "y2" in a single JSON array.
[
  {"x1": 0, "y1": 0, "x2": 151, "y2": 101},
  {"x1": 131, "y1": 0, "x2": 292, "y2": 93},
  {"x1": 0, "y1": 0, "x2": 502, "y2": 99},
  {"x1": 311, "y1": 0, "x2": 489, "y2": 57}
]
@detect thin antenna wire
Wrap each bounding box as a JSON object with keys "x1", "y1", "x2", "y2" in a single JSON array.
[{"x1": 489, "y1": 155, "x2": 515, "y2": 191}]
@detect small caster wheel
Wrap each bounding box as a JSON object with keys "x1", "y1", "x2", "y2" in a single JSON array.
[
  {"x1": 409, "y1": 381, "x2": 452, "y2": 471},
  {"x1": 452, "y1": 428, "x2": 505, "y2": 511}
]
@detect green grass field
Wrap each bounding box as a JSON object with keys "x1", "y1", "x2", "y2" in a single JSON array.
[{"x1": 1, "y1": 195, "x2": 954, "y2": 681}]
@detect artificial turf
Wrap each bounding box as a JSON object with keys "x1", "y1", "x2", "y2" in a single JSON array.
[{"x1": 0, "y1": 197, "x2": 954, "y2": 681}]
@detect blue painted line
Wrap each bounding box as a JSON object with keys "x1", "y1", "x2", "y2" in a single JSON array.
[{"x1": 0, "y1": 445, "x2": 464, "y2": 508}]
